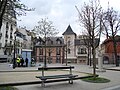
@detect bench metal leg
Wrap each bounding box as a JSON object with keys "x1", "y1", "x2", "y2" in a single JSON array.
[
  {"x1": 69, "y1": 79, "x2": 73, "y2": 84},
  {"x1": 41, "y1": 80, "x2": 45, "y2": 87}
]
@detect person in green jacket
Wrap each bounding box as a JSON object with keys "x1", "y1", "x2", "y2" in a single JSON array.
[{"x1": 16, "y1": 57, "x2": 21, "y2": 67}]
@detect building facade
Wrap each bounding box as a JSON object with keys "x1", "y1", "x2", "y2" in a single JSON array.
[
  {"x1": 35, "y1": 37, "x2": 65, "y2": 64},
  {"x1": 34, "y1": 25, "x2": 99, "y2": 65},
  {"x1": 62, "y1": 25, "x2": 90, "y2": 64},
  {"x1": 63, "y1": 25, "x2": 99, "y2": 64},
  {"x1": 0, "y1": 2, "x2": 17, "y2": 62},
  {"x1": 101, "y1": 36, "x2": 120, "y2": 64},
  {"x1": 15, "y1": 27, "x2": 32, "y2": 66},
  {"x1": 75, "y1": 36, "x2": 88, "y2": 64},
  {"x1": 62, "y1": 25, "x2": 77, "y2": 63}
]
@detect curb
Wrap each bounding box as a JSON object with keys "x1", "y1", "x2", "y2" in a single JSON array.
[
  {"x1": 105, "y1": 68, "x2": 120, "y2": 71},
  {"x1": 0, "y1": 70, "x2": 38, "y2": 73}
]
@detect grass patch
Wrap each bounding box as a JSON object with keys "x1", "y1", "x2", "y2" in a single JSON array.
[
  {"x1": 0, "y1": 86, "x2": 18, "y2": 90},
  {"x1": 81, "y1": 77, "x2": 110, "y2": 83}
]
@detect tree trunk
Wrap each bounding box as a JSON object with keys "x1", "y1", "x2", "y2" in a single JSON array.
[
  {"x1": 92, "y1": 47, "x2": 96, "y2": 78},
  {"x1": 87, "y1": 47, "x2": 90, "y2": 65},
  {"x1": 44, "y1": 34, "x2": 47, "y2": 67}
]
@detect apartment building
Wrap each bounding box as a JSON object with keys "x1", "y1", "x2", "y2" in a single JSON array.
[
  {"x1": 0, "y1": 3, "x2": 17, "y2": 62},
  {"x1": 35, "y1": 37, "x2": 65, "y2": 64}
]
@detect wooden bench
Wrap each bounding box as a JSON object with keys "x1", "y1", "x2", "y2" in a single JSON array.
[{"x1": 36, "y1": 66, "x2": 78, "y2": 87}]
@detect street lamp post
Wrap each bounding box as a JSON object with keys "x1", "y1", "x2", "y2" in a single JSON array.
[
  {"x1": 13, "y1": 33, "x2": 16, "y2": 69},
  {"x1": 44, "y1": 33, "x2": 47, "y2": 67}
]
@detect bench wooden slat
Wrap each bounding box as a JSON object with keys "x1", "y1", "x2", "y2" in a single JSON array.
[
  {"x1": 38, "y1": 66, "x2": 74, "y2": 70},
  {"x1": 36, "y1": 74, "x2": 78, "y2": 80},
  {"x1": 36, "y1": 74, "x2": 71, "y2": 78}
]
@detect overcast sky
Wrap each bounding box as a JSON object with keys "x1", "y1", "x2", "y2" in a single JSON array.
[{"x1": 17, "y1": 0, "x2": 120, "y2": 38}]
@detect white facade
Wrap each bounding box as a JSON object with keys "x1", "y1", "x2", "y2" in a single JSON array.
[
  {"x1": 15, "y1": 27, "x2": 32, "y2": 57},
  {"x1": 0, "y1": 17, "x2": 32, "y2": 61},
  {"x1": 62, "y1": 25, "x2": 77, "y2": 63},
  {"x1": 0, "y1": 14, "x2": 17, "y2": 59},
  {"x1": 64, "y1": 35, "x2": 76, "y2": 59},
  {"x1": 63, "y1": 25, "x2": 99, "y2": 64}
]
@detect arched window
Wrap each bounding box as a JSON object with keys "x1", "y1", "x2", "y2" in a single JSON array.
[
  {"x1": 77, "y1": 47, "x2": 87, "y2": 54},
  {"x1": 81, "y1": 48, "x2": 86, "y2": 54},
  {"x1": 48, "y1": 39, "x2": 53, "y2": 45},
  {"x1": 103, "y1": 56, "x2": 109, "y2": 64}
]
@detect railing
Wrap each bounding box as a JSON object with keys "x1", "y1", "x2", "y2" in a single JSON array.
[{"x1": 77, "y1": 52, "x2": 87, "y2": 56}]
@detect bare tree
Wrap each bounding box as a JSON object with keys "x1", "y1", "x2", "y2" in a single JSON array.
[
  {"x1": 34, "y1": 18, "x2": 58, "y2": 67},
  {"x1": 0, "y1": 0, "x2": 7, "y2": 29},
  {"x1": 76, "y1": 0, "x2": 103, "y2": 78},
  {"x1": 103, "y1": 6, "x2": 120, "y2": 66},
  {"x1": 47, "y1": 47, "x2": 55, "y2": 64},
  {"x1": 46, "y1": 38, "x2": 56, "y2": 64},
  {"x1": 0, "y1": 0, "x2": 34, "y2": 29},
  {"x1": 81, "y1": 35, "x2": 92, "y2": 66}
]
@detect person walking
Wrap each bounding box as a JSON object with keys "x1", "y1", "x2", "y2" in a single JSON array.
[
  {"x1": 25, "y1": 58, "x2": 28, "y2": 67},
  {"x1": 21, "y1": 58, "x2": 24, "y2": 67}
]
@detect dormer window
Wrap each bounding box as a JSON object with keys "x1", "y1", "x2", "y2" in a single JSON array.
[
  {"x1": 56, "y1": 38, "x2": 62, "y2": 44},
  {"x1": 57, "y1": 40, "x2": 61, "y2": 44},
  {"x1": 48, "y1": 39, "x2": 53, "y2": 45},
  {"x1": 40, "y1": 41, "x2": 43, "y2": 45}
]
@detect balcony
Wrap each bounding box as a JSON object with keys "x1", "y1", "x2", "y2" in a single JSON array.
[
  {"x1": 5, "y1": 43, "x2": 13, "y2": 48},
  {"x1": 77, "y1": 52, "x2": 87, "y2": 56}
]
